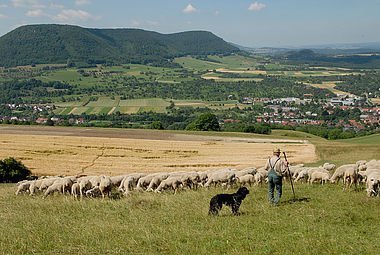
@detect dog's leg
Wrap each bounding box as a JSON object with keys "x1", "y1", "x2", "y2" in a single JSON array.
[{"x1": 231, "y1": 202, "x2": 241, "y2": 215}]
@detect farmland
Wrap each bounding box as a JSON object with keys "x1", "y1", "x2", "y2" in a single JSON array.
[
  {"x1": 0, "y1": 126, "x2": 316, "y2": 176},
  {"x1": 1, "y1": 54, "x2": 369, "y2": 115}
]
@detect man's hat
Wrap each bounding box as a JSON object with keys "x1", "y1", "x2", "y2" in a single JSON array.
[{"x1": 273, "y1": 148, "x2": 281, "y2": 154}]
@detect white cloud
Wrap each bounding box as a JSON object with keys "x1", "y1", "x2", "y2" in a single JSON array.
[
  {"x1": 183, "y1": 4, "x2": 196, "y2": 14},
  {"x1": 214, "y1": 10, "x2": 220, "y2": 16},
  {"x1": 53, "y1": 9, "x2": 95, "y2": 22},
  {"x1": 248, "y1": 2, "x2": 266, "y2": 12},
  {"x1": 0, "y1": 13, "x2": 7, "y2": 19},
  {"x1": 0, "y1": 4, "x2": 8, "y2": 8},
  {"x1": 26, "y1": 8, "x2": 45, "y2": 17},
  {"x1": 11, "y1": 0, "x2": 45, "y2": 9},
  {"x1": 49, "y1": 3, "x2": 64, "y2": 9},
  {"x1": 75, "y1": 0, "x2": 91, "y2": 6}
]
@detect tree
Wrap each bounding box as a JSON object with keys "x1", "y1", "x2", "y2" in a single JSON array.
[
  {"x1": 0, "y1": 157, "x2": 31, "y2": 183},
  {"x1": 186, "y1": 113, "x2": 220, "y2": 131},
  {"x1": 150, "y1": 121, "x2": 164, "y2": 130}
]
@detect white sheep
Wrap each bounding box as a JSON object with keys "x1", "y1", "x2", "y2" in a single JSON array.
[
  {"x1": 155, "y1": 176, "x2": 184, "y2": 193},
  {"x1": 330, "y1": 164, "x2": 356, "y2": 184},
  {"x1": 71, "y1": 182, "x2": 80, "y2": 199},
  {"x1": 323, "y1": 163, "x2": 336, "y2": 171},
  {"x1": 233, "y1": 167, "x2": 257, "y2": 178},
  {"x1": 110, "y1": 175, "x2": 128, "y2": 187},
  {"x1": 43, "y1": 177, "x2": 74, "y2": 198},
  {"x1": 146, "y1": 173, "x2": 169, "y2": 192},
  {"x1": 309, "y1": 171, "x2": 331, "y2": 185},
  {"x1": 136, "y1": 173, "x2": 161, "y2": 191},
  {"x1": 236, "y1": 174, "x2": 255, "y2": 186},
  {"x1": 343, "y1": 167, "x2": 359, "y2": 191},
  {"x1": 366, "y1": 172, "x2": 380, "y2": 197},
  {"x1": 118, "y1": 173, "x2": 146, "y2": 195},
  {"x1": 98, "y1": 175, "x2": 113, "y2": 198},
  {"x1": 204, "y1": 168, "x2": 236, "y2": 188},
  {"x1": 15, "y1": 180, "x2": 34, "y2": 195},
  {"x1": 39, "y1": 177, "x2": 62, "y2": 191}
]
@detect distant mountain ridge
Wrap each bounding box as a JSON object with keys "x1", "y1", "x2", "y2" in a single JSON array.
[{"x1": 0, "y1": 24, "x2": 239, "y2": 67}]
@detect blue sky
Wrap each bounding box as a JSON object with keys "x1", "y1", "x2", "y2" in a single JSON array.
[{"x1": 0, "y1": 0, "x2": 379, "y2": 47}]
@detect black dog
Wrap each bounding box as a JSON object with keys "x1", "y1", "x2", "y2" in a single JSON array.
[{"x1": 208, "y1": 187, "x2": 250, "y2": 216}]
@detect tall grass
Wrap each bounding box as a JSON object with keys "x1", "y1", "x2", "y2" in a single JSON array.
[{"x1": 1, "y1": 183, "x2": 379, "y2": 255}]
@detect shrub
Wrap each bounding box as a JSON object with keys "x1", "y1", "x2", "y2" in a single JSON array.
[
  {"x1": 185, "y1": 113, "x2": 220, "y2": 131},
  {"x1": 0, "y1": 157, "x2": 31, "y2": 183}
]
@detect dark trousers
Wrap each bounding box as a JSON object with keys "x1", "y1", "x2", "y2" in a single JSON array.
[{"x1": 268, "y1": 169, "x2": 283, "y2": 205}]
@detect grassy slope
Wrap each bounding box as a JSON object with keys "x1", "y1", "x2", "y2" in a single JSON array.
[
  {"x1": 0, "y1": 129, "x2": 379, "y2": 254},
  {"x1": 0, "y1": 183, "x2": 379, "y2": 255}
]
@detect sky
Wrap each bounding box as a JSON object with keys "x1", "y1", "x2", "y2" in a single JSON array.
[{"x1": 0, "y1": 0, "x2": 379, "y2": 47}]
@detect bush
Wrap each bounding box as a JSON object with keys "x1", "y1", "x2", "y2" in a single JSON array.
[
  {"x1": 185, "y1": 113, "x2": 220, "y2": 131},
  {"x1": 0, "y1": 157, "x2": 31, "y2": 183}
]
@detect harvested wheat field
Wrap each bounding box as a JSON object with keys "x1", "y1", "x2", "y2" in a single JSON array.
[{"x1": 0, "y1": 126, "x2": 316, "y2": 176}]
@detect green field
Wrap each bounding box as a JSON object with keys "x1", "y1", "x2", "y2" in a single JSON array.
[
  {"x1": 54, "y1": 97, "x2": 171, "y2": 115},
  {"x1": 1, "y1": 181, "x2": 379, "y2": 254}
]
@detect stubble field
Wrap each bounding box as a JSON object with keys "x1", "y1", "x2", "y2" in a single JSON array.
[{"x1": 0, "y1": 126, "x2": 315, "y2": 176}]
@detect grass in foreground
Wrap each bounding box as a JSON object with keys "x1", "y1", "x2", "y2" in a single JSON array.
[{"x1": 1, "y1": 183, "x2": 379, "y2": 255}]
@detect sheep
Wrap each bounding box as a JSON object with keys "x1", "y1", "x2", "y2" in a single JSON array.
[
  {"x1": 309, "y1": 171, "x2": 331, "y2": 185},
  {"x1": 43, "y1": 177, "x2": 74, "y2": 198},
  {"x1": 343, "y1": 167, "x2": 359, "y2": 191},
  {"x1": 146, "y1": 173, "x2": 169, "y2": 192},
  {"x1": 236, "y1": 174, "x2": 255, "y2": 186},
  {"x1": 183, "y1": 171, "x2": 201, "y2": 189},
  {"x1": 39, "y1": 177, "x2": 62, "y2": 191},
  {"x1": 71, "y1": 182, "x2": 80, "y2": 199},
  {"x1": 15, "y1": 180, "x2": 34, "y2": 195},
  {"x1": 118, "y1": 173, "x2": 146, "y2": 195},
  {"x1": 110, "y1": 175, "x2": 128, "y2": 187},
  {"x1": 83, "y1": 175, "x2": 113, "y2": 198},
  {"x1": 295, "y1": 167, "x2": 328, "y2": 183},
  {"x1": 204, "y1": 169, "x2": 236, "y2": 188},
  {"x1": 254, "y1": 171, "x2": 267, "y2": 186},
  {"x1": 28, "y1": 179, "x2": 46, "y2": 195},
  {"x1": 290, "y1": 165, "x2": 306, "y2": 180},
  {"x1": 366, "y1": 172, "x2": 380, "y2": 197},
  {"x1": 98, "y1": 175, "x2": 113, "y2": 198},
  {"x1": 197, "y1": 171, "x2": 209, "y2": 186},
  {"x1": 155, "y1": 176, "x2": 185, "y2": 194},
  {"x1": 164, "y1": 171, "x2": 196, "y2": 190},
  {"x1": 323, "y1": 163, "x2": 336, "y2": 171},
  {"x1": 77, "y1": 176, "x2": 94, "y2": 198},
  {"x1": 136, "y1": 173, "x2": 161, "y2": 191},
  {"x1": 330, "y1": 164, "x2": 356, "y2": 184},
  {"x1": 233, "y1": 167, "x2": 257, "y2": 178}
]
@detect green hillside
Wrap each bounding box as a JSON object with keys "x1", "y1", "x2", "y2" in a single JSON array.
[{"x1": 0, "y1": 24, "x2": 239, "y2": 67}]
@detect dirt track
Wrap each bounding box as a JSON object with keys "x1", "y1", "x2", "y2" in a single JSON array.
[{"x1": 0, "y1": 126, "x2": 317, "y2": 176}]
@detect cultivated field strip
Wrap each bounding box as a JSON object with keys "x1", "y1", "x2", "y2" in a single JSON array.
[{"x1": 0, "y1": 131, "x2": 316, "y2": 176}]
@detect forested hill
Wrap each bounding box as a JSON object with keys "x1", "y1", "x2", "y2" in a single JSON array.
[{"x1": 0, "y1": 24, "x2": 239, "y2": 67}]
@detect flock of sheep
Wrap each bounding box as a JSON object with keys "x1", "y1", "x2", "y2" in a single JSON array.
[{"x1": 15, "y1": 159, "x2": 380, "y2": 199}]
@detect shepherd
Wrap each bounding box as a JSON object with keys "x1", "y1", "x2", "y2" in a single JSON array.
[{"x1": 264, "y1": 148, "x2": 289, "y2": 206}]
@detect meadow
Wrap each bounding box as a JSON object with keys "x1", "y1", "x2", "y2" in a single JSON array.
[
  {"x1": 0, "y1": 180, "x2": 379, "y2": 254},
  {"x1": 0, "y1": 127, "x2": 379, "y2": 254}
]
